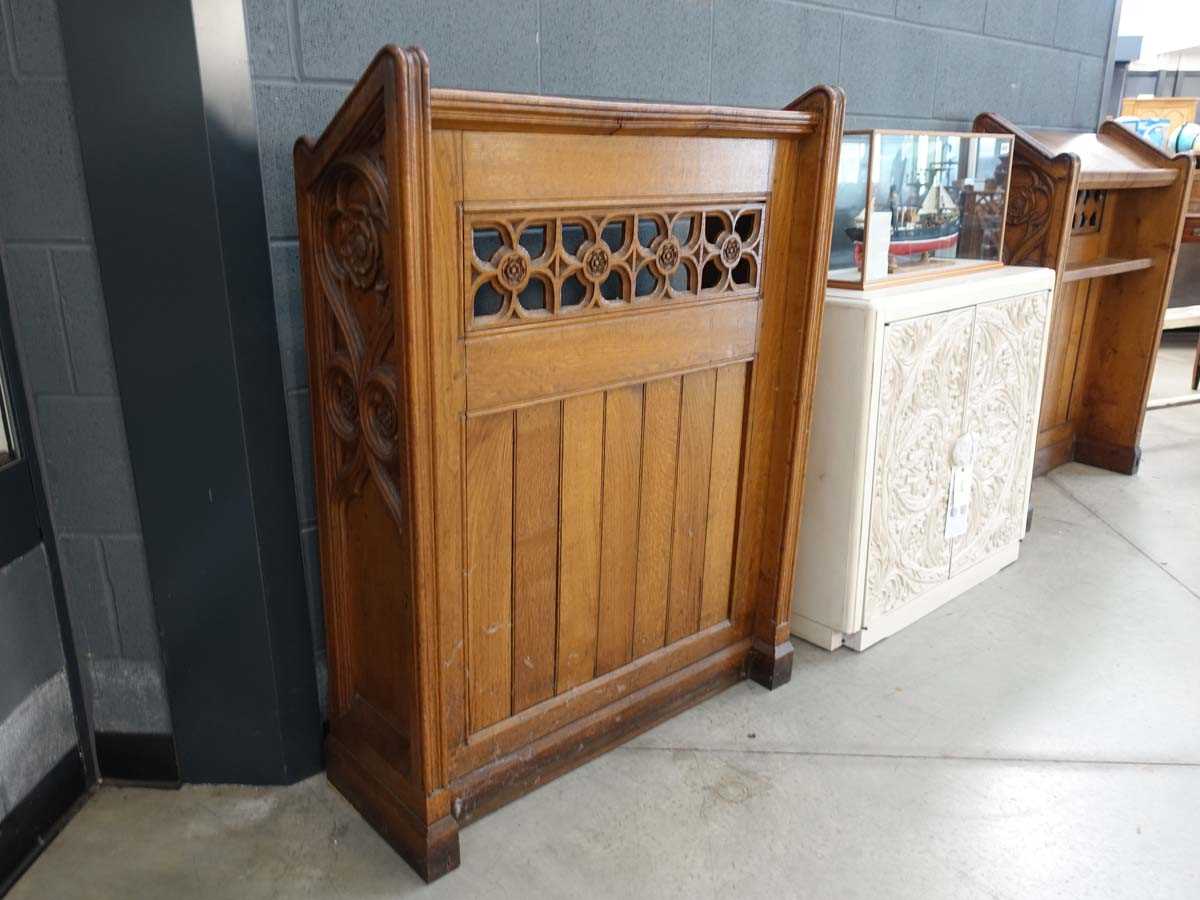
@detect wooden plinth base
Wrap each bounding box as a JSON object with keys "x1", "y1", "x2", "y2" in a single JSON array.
[
  {"x1": 326, "y1": 737, "x2": 460, "y2": 883},
  {"x1": 1033, "y1": 434, "x2": 1140, "y2": 477},
  {"x1": 1074, "y1": 437, "x2": 1140, "y2": 475},
  {"x1": 452, "y1": 641, "x2": 748, "y2": 824},
  {"x1": 328, "y1": 640, "x2": 759, "y2": 882}
]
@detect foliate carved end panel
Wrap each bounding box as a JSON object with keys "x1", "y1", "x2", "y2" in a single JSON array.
[
  {"x1": 1005, "y1": 160, "x2": 1057, "y2": 267},
  {"x1": 464, "y1": 202, "x2": 766, "y2": 330},
  {"x1": 313, "y1": 138, "x2": 408, "y2": 528},
  {"x1": 303, "y1": 118, "x2": 422, "y2": 779}
]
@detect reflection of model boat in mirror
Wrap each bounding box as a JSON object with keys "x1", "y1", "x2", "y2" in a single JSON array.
[
  {"x1": 828, "y1": 130, "x2": 1014, "y2": 289},
  {"x1": 891, "y1": 183, "x2": 961, "y2": 259},
  {"x1": 848, "y1": 166, "x2": 961, "y2": 270}
]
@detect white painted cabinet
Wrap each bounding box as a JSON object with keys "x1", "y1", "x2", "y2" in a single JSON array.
[{"x1": 792, "y1": 267, "x2": 1055, "y2": 651}]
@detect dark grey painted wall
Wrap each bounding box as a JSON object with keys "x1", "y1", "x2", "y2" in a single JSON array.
[
  {"x1": 55, "y1": 0, "x2": 321, "y2": 783},
  {"x1": 242, "y1": 0, "x2": 1119, "y2": 703},
  {"x1": 0, "y1": 0, "x2": 170, "y2": 737},
  {"x1": 0, "y1": 546, "x2": 75, "y2": 815}
]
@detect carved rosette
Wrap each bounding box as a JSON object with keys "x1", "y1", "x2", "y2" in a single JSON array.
[
  {"x1": 314, "y1": 143, "x2": 405, "y2": 525},
  {"x1": 579, "y1": 241, "x2": 612, "y2": 282},
  {"x1": 495, "y1": 247, "x2": 531, "y2": 292},
  {"x1": 719, "y1": 233, "x2": 742, "y2": 266},
  {"x1": 1005, "y1": 161, "x2": 1056, "y2": 266},
  {"x1": 330, "y1": 204, "x2": 384, "y2": 291},
  {"x1": 653, "y1": 236, "x2": 681, "y2": 276}
]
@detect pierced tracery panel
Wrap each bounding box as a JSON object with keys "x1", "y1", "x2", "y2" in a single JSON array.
[
  {"x1": 1072, "y1": 189, "x2": 1106, "y2": 234},
  {"x1": 464, "y1": 202, "x2": 766, "y2": 329}
]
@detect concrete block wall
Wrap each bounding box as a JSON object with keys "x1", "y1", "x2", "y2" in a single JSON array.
[
  {"x1": 243, "y1": 0, "x2": 1118, "y2": 702},
  {"x1": 0, "y1": 0, "x2": 170, "y2": 737},
  {"x1": 1124, "y1": 70, "x2": 1200, "y2": 100},
  {"x1": 0, "y1": 547, "x2": 75, "y2": 814}
]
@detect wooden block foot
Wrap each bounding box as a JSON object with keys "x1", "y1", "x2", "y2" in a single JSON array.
[
  {"x1": 1074, "y1": 437, "x2": 1140, "y2": 475},
  {"x1": 326, "y1": 737, "x2": 461, "y2": 883},
  {"x1": 747, "y1": 639, "x2": 793, "y2": 690}
]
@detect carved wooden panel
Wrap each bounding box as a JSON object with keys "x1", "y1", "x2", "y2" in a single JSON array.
[
  {"x1": 866, "y1": 308, "x2": 973, "y2": 617},
  {"x1": 463, "y1": 362, "x2": 749, "y2": 731},
  {"x1": 465, "y1": 202, "x2": 765, "y2": 329},
  {"x1": 1005, "y1": 160, "x2": 1057, "y2": 266},
  {"x1": 316, "y1": 142, "x2": 406, "y2": 523},
  {"x1": 950, "y1": 292, "x2": 1049, "y2": 575},
  {"x1": 304, "y1": 127, "x2": 419, "y2": 776}
]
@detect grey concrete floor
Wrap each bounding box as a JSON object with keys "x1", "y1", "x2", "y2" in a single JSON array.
[
  {"x1": 1150, "y1": 333, "x2": 1198, "y2": 402},
  {"x1": 11, "y1": 350, "x2": 1200, "y2": 900}
]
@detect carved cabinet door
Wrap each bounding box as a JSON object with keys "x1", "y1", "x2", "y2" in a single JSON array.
[
  {"x1": 865, "y1": 307, "x2": 974, "y2": 621},
  {"x1": 950, "y1": 292, "x2": 1050, "y2": 575}
]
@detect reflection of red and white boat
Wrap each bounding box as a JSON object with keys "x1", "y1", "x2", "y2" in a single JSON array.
[
  {"x1": 848, "y1": 180, "x2": 961, "y2": 270},
  {"x1": 850, "y1": 221, "x2": 960, "y2": 266}
]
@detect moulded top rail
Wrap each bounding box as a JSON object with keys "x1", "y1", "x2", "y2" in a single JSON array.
[
  {"x1": 1027, "y1": 128, "x2": 1179, "y2": 189},
  {"x1": 429, "y1": 88, "x2": 821, "y2": 138},
  {"x1": 295, "y1": 45, "x2": 834, "y2": 191}
]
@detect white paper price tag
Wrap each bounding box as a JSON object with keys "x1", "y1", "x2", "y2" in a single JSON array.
[{"x1": 945, "y1": 433, "x2": 974, "y2": 541}]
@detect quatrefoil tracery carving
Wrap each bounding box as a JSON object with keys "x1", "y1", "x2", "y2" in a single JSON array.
[{"x1": 465, "y1": 202, "x2": 766, "y2": 330}]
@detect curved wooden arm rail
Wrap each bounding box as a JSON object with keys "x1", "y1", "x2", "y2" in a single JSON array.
[{"x1": 294, "y1": 46, "x2": 844, "y2": 882}]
